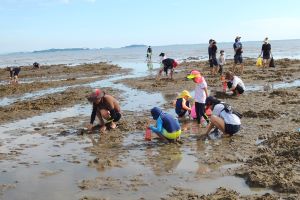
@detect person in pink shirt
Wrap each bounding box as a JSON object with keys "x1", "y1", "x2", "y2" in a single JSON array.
[{"x1": 187, "y1": 70, "x2": 209, "y2": 127}]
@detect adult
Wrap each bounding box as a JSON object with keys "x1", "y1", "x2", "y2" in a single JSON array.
[
  {"x1": 225, "y1": 71, "x2": 245, "y2": 95},
  {"x1": 174, "y1": 90, "x2": 192, "y2": 118},
  {"x1": 204, "y1": 96, "x2": 241, "y2": 137},
  {"x1": 7, "y1": 66, "x2": 21, "y2": 84},
  {"x1": 210, "y1": 40, "x2": 219, "y2": 75},
  {"x1": 148, "y1": 107, "x2": 181, "y2": 142},
  {"x1": 86, "y1": 89, "x2": 121, "y2": 132},
  {"x1": 233, "y1": 36, "x2": 244, "y2": 74},
  {"x1": 157, "y1": 58, "x2": 178, "y2": 80},
  {"x1": 147, "y1": 46, "x2": 152, "y2": 61},
  {"x1": 260, "y1": 37, "x2": 272, "y2": 68}
]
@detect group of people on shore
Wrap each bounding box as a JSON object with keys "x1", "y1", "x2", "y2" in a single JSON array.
[{"x1": 87, "y1": 37, "x2": 255, "y2": 142}]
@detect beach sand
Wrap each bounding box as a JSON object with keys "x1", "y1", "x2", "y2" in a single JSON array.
[{"x1": 0, "y1": 59, "x2": 299, "y2": 199}]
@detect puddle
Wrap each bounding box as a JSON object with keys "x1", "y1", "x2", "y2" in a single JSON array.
[
  {"x1": 247, "y1": 79, "x2": 300, "y2": 92},
  {"x1": 0, "y1": 62, "x2": 277, "y2": 199}
]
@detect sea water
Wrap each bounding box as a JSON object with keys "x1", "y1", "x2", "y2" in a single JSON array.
[{"x1": 0, "y1": 39, "x2": 300, "y2": 68}]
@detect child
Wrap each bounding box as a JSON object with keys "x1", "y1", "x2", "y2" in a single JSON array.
[
  {"x1": 225, "y1": 71, "x2": 245, "y2": 96},
  {"x1": 148, "y1": 107, "x2": 181, "y2": 142},
  {"x1": 218, "y1": 50, "x2": 226, "y2": 75},
  {"x1": 187, "y1": 70, "x2": 209, "y2": 127},
  {"x1": 174, "y1": 90, "x2": 192, "y2": 118}
]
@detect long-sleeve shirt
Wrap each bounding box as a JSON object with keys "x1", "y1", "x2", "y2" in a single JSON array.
[{"x1": 149, "y1": 116, "x2": 163, "y2": 134}]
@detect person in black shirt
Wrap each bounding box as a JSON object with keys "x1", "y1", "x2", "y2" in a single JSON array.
[
  {"x1": 7, "y1": 66, "x2": 21, "y2": 84},
  {"x1": 260, "y1": 37, "x2": 272, "y2": 68},
  {"x1": 210, "y1": 40, "x2": 219, "y2": 75},
  {"x1": 157, "y1": 58, "x2": 178, "y2": 80},
  {"x1": 146, "y1": 46, "x2": 152, "y2": 61}
]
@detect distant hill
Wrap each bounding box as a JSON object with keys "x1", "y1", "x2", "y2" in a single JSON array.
[
  {"x1": 33, "y1": 48, "x2": 90, "y2": 53},
  {"x1": 122, "y1": 44, "x2": 147, "y2": 48}
]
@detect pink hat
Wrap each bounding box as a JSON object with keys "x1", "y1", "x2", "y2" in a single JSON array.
[
  {"x1": 187, "y1": 70, "x2": 203, "y2": 83},
  {"x1": 87, "y1": 89, "x2": 103, "y2": 103}
]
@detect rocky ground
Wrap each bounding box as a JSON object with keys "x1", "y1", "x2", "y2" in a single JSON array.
[{"x1": 0, "y1": 59, "x2": 299, "y2": 199}]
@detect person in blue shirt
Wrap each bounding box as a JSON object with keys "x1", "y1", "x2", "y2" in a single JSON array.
[
  {"x1": 233, "y1": 36, "x2": 244, "y2": 74},
  {"x1": 148, "y1": 107, "x2": 181, "y2": 142}
]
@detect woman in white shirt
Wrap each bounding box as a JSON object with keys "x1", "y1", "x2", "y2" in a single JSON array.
[
  {"x1": 225, "y1": 71, "x2": 245, "y2": 95},
  {"x1": 204, "y1": 96, "x2": 241, "y2": 136}
]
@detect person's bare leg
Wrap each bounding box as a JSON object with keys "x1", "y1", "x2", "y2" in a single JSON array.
[
  {"x1": 210, "y1": 115, "x2": 226, "y2": 133},
  {"x1": 239, "y1": 64, "x2": 244, "y2": 75}
]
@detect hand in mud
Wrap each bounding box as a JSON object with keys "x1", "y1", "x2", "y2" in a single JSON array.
[{"x1": 99, "y1": 125, "x2": 106, "y2": 133}]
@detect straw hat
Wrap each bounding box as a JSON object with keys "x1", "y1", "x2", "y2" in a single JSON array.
[{"x1": 177, "y1": 90, "x2": 192, "y2": 99}]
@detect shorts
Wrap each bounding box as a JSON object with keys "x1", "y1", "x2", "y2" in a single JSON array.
[
  {"x1": 263, "y1": 54, "x2": 270, "y2": 60},
  {"x1": 209, "y1": 58, "x2": 218, "y2": 67},
  {"x1": 225, "y1": 124, "x2": 240, "y2": 135},
  {"x1": 162, "y1": 129, "x2": 181, "y2": 140},
  {"x1": 234, "y1": 55, "x2": 243, "y2": 64},
  {"x1": 227, "y1": 82, "x2": 244, "y2": 94}
]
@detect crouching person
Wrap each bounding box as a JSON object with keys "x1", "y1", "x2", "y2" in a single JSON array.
[
  {"x1": 174, "y1": 90, "x2": 192, "y2": 118},
  {"x1": 204, "y1": 96, "x2": 241, "y2": 137},
  {"x1": 87, "y1": 89, "x2": 121, "y2": 133},
  {"x1": 225, "y1": 71, "x2": 245, "y2": 96},
  {"x1": 148, "y1": 107, "x2": 181, "y2": 142}
]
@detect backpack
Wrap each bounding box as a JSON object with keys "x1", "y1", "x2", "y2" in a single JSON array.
[{"x1": 220, "y1": 103, "x2": 243, "y2": 119}]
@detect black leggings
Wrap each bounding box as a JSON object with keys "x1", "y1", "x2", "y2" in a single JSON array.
[
  {"x1": 195, "y1": 102, "x2": 209, "y2": 124},
  {"x1": 227, "y1": 82, "x2": 244, "y2": 94}
]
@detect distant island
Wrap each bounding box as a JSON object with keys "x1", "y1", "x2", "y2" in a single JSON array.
[
  {"x1": 122, "y1": 44, "x2": 147, "y2": 48},
  {"x1": 32, "y1": 48, "x2": 90, "y2": 53}
]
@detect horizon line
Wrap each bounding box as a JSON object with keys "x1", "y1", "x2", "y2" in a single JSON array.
[{"x1": 1, "y1": 38, "x2": 300, "y2": 56}]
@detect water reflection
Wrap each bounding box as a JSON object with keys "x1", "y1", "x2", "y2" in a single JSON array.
[
  {"x1": 145, "y1": 144, "x2": 182, "y2": 176},
  {"x1": 146, "y1": 61, "x2": 153, "y2": 70}
]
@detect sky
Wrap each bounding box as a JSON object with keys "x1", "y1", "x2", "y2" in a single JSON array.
[{"x1": 1, "y1": 0, "x2": 300, "y2": 53}]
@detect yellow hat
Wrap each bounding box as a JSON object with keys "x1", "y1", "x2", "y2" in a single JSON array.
[{"x1": 178, "y1": 90, "x2": 192, "y2": 98}]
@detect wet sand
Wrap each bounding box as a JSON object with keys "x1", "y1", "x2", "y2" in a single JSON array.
[{"x1": 0, "y1": 59, "x2": 299, "y2": 199}]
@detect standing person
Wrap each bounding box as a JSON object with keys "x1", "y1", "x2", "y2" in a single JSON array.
[
  {"x1": 210, "y1": 40, "x2": 219, "y2": 75},
  {"x1": 157, "y1": 58, "x2": 178, "y2": 80},
  {"x1": 204, "y1": 96, "x2": 241, "y2": 137},
  {"x1": 174, "y1": 90, "x2": 192, "y2": 118},
  {"x1": 260, "y1": 37, "x2": 272, "y2": 69},
  {"x1": 7, "y1": 66, "x2": 21, "y2": 84},
  {"x1": 233, "y1": 36, "x2": 244, "y2": 74},
  {"x1": 86, "y1": 89, "x2": 121, "y2": 133},
  {"x1": 225, "y1": 71, "x2": 245, "y2": 95},
  {"x1": 218, "y1": 50, "x2": 226, "y2": 75},
  {"x1": 148, "y1": 107, "x2": 181, "y2": 142},
  {"x1": 147, "y1": 46, "x2": 152, "y2": 61},
  {"x1": 187, "y1": 70, "x2": 210, "y2": 127},
  {"x1": 208, "y1": 39, "x2": 213, "y2": 69}
]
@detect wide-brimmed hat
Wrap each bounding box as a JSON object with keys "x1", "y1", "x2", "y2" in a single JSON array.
[
  {"x1": 235, "y1": 36, "x2": 241, "y2": 39},
  {"x1": 177, "y1": 90, "x2": 192, "y2": 99},
  {"x1": 87, "y1": 89, "x2": 103, "y2": 103},
  {"x1": 187, "y1": 70, "x2": 203, "y2": 83}
]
